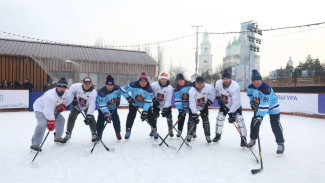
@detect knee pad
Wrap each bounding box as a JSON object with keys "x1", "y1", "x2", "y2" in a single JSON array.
[
  {"x1": 216, "y1": 112, "x2": 225, "y2": 134},
  {"x1": 236, "y1": 114, "x2": 247, "y2": 137}
]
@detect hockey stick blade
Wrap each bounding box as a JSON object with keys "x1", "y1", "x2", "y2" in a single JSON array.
[
  {"x1": 152, "y1": 143, "x2": 176, "y2": 150},
  {"x1": 251, "y1": 168, "x2": 263, "y2": 174}
]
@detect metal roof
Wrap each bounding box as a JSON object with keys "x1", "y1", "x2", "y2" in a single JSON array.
[{"x1": 0, "y1": 38, "x2": 157, "y2": 65}]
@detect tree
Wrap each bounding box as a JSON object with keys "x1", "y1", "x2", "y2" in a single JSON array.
[
  {"x1": 156, "y1": 44, "x2": 165, "y2": 79},
  {"x1": 296, "y1": 55, "x2": 325, "y2": 76}
]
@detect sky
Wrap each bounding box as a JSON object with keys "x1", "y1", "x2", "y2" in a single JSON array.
[{"x1": 0, "y1": 0, "x2": 324, "y2": 78}]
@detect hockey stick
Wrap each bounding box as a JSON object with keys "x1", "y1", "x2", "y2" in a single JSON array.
[
  {"x1": 157, "y1": 106, "x2": 190, "y2": 148},
  {"x1": 251, "y1": 110, "x2": 263, "y2": 174},
  {"x1": 31, "y1": 112, "x2": 60, "y2": 164},
  {"x1": 75, "y1": 106, "x2": 115, "y2": 152},
  {"x1": 132, "y1": 103, "x2": 176, "y2": 150}
]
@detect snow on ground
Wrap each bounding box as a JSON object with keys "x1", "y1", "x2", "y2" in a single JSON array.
[{"x1": 0, "y1": 109, "x2": 325, "y2": 183}]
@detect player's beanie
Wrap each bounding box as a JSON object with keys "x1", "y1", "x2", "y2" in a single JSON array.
[
  {"x1": 57, "y1": 77, "x2": 68, "y2": 88},
  {"x1": 106, "y1": 75, "x2": 115, "y2": 85},
  {"x1": 222, "y1": 70, "x2": 231, "y2": 79},
  {"x1": 195, "y1": 76, "x2": 204, "y2": 82},
  {"x1": 176, "y1": 73, "x2": 185, "y2": 80},
  {"x1": 159, "y1": 72, "x2": 169, "y2": 80},
  {"x1": 251, "y1": 69, "x2": 262, "y2": 81},
  {"x1": 139, "y1": 72, "x2": 148, "y2": 82}
]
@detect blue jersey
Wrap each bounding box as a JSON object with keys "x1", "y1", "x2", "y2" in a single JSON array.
[
  {"x1": 174, "y1": 81, "x2": 193, "y2": 112},
  {"x1": 120, "y1": 81, "x2": 153, "y2": 111},
  {"x1": 247, "y1": 82, "x2": 280, "y2": 117},
  {"x1": 97, "y1": 85, "x2": 121, "y2": 114}
]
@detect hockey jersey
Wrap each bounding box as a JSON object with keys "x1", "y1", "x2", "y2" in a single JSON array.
[
  {"x1": 247, "y1": 82, "x2": 280, "y2": 116},
  {"x1": 120, "y1": 81, "x2": 153, "y2": 111},
  {"x1": 189, "y1": 83, "x2": 216, "y2": 114},
  {"x1": 215, "y1": 79, "x2": 242, "y2": 113},
  {"x1": 174, "y1": 81, "x2": 193, "y2": 112},
  {"x1": 151, "y1": 81, "x2": 173, "y2": 109},
  {"x1": 97, "y1": 85, "x2": 121, "y2": 114},
  {"x1": 69, "y1": 83, "x2": 97, "y2": 115},
  {"x1": 33, "y1": 88, "x2": 74, "y2": 120}
]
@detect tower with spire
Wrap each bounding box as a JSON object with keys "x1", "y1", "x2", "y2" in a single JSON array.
[{"x1": 198, "y1": 32, "x2": 213, "y2": 75}]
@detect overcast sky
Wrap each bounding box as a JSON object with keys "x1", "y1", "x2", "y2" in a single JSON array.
[{"x1": 1, "y1": 0, "x2": 324, "y2": 78}]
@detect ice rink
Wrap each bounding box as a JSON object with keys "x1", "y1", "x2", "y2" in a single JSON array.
[{"x1": 1, "y1": 108, "x2": 324, "y2": 183}]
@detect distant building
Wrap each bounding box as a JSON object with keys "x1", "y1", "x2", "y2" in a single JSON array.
[
  {"x1": 269, "y1": 57, "x2": 294, "y2": 79},
  {"x1": 198, "y1": 32, "x2": 213, "y2": 75}
]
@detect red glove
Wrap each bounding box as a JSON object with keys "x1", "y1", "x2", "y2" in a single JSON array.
[
  {"x1": 104, "y1": 113, "x2": 112, "y2": 123},
  {"x1": 47, "y1": 120, "x2": 56, "y2": 131},
  {"x1": 56, "y1": 104, "x2": 67, "y2": 112}
]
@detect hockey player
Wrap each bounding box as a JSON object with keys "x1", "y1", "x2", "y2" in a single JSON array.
[
  {"x1": 247, "y1": 69, "x2": 285, "y2": 154},
  {"x1": 213, "y1": 70, "x2": 247, "y2": 147},
  {"x1": 31, "y1": 77, "x2": 73, "y2": 152},
  {"x1": 174, "y1": 73, "x2": 193, "y2": 138},
  {"x1": 188, "y1": 76, "x2": 216, "y2": 143},
  {"x1": 120, "y1": 72, "x2": 157, "y2": 140},
  {"x1": 151, "y1": 72, "x2": 174, "y2": 137},
  {"x1": 61, "y1": 77, "x2": 98, "y2": 143},
  {"x1": 97, "y1": 75, "x2": 122, "y2": 140}
]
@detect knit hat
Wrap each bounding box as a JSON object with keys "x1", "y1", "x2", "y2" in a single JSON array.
[
  {"x1": 176, "y1": 73, "x2": 185, "y2": 80},
  {"x1": 105, "y1": 75, "x2": 114, "y2": 85},
  {"x1": 57, "y1": 77, "x2": 68, "y2": 88},
  {"x1": 195, "y1": 76, "x2": 204, "y2": 83},
  {"x1": 251, "y1": 69, "x2": 262, "y2": 81},
  {"x1": 139, "y1": 72, "x2": 148, "y2": 82},
  {"x1": 82, "y1": 77, "x2": 92, "y2": 85},
  {"x1": 222, "y1": 70, "x2": 231, "y2": 79},
  {"x1": 159, "y1": 72, "x2": 169, "y2": 80}
]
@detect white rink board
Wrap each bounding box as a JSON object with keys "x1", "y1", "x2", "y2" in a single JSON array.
[{"x1": 0, "y1": 89, "x2": 29, "y2": 109}]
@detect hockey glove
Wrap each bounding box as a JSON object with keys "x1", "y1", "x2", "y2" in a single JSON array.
[
  {"x1": 206, "y1": 99, "x2": 213, "y2": 107},
  {"x1": 152, "y1": 98, "x2": 160, "y2": 107},
  {"x1": 84, "y1": 114, "x2": 94, "y2": 125},
  {"x1": 228, "y1": 113, "x2": 236, "y2": 123},
  {"x1": 191, "y1": 114, "x2": 200, "y2": 124},
  {"x1": 216, "y1": 96, "x2": 223, "y2": 106},
  {"x1": 141, "y1": 111, "x2": 148, "y2": 121},
  {"x1": 72, "y1": 97, "x2": 78, "y2": 106},
  {"x1": 250, "y1": 101, "x2": 258, "y2": 112},
  {"x1": 161, "y1": 108, "x2": 169, "y2": 117},
  {"x1": 126, "y1": 97, "x2": 135, "y2": 105},
  {"x1": 252, "y1": 116, "x2": 263, "y2": 127},
  {"x1": 56, "y1": 104, "x2": 67, "y2": 112},
  {"x1": 104, "y1": 113, "x2": 112, "y2": 123},
  {"x1": 47, "y1": 120, "x2": 56, "y2": 131}
]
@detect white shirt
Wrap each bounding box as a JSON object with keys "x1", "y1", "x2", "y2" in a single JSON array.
[
  {"x1": 151, "y1": 81, "x2": 173, "y2": 108},
  {"x1": 189, "y1": 83, "x2": 216, "y2": 114},
  {"x1": 69, "y1": 83, "x2": 97, "y2": 115},
  {"x1": 215, "y1": 79, "x2": 241, "y2": 113},
  {"x1": 33, "y1": 88, "x2": 74, "y2": 120}
]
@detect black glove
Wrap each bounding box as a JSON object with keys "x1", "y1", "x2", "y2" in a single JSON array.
[
  {"x1": 206, "y1": 99, "x2": 213, "y2": 107},
  {"x1": 250, "y1": 101, "x2": 258, "y2": 111},
  {"x1": 152, "y1": 98, "x2": 160, "y2": 107},
  {"x1": 153, "y1": 106, "x2": 160, "y2": 118},
  {"x1": 127, "y1": 97, "x2": 135, "y2": 105},
  {"x1": 115, "y1": 100, "x2": 120, "y2": 108},
  {"x1": 103, "y1": 113, "x2": 111, "y2": 123},
  {"x1": 252, "y1": 116, "x2": 263, "y2": 127},
  {"x1": 141, "y1": 111, "x2": 148, "y2": 121},
  {"x1": 161, "y1": 108, "x2": 169, "y2": 117},
  {"x1": 84, "y1": 114, "x2": 94, "y2": 125},
  {"x1": 178, "y1": 109, "x2": 185, "y2": 118},
  {"x1": 191, "y1": 114, "x2": 199, "y2": 124},
  {"x1": 72, "y1": 97, "x2": 78, "y2": 106},
  {"x1": 216, "y1": 96, "x2": 223, "y2": 106},
  {"x1": 228, "y1": 113, "x2": 236, "y2": 123}
]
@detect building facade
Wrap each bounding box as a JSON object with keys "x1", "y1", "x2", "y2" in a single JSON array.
[{"x1": 198, "y1": 32, "x2": 213, "y2": 75}]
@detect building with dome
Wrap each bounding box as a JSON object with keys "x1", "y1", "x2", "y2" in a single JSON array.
[{"x1": 223, "y1": 36, "x2": 241, "y2": 69}]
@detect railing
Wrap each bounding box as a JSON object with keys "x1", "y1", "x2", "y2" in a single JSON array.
[{"x1": 264, "y1": 76, "x2": 325, "y2": 87}]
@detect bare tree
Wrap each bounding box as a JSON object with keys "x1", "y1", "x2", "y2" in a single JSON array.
[{"x1": 156, "y1": 43, "x2": 165, "y2": 79}]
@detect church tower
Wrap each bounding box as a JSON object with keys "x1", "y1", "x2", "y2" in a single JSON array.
[{"x1": 198, "y1": 32, "x2": 213, "y2": 75}]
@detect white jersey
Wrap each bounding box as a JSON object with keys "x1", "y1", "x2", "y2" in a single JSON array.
[
  {"x1": 151, "y1": 81, "x2": 173, "y2": 108},
  {"x1": 69, "y1": 83, "x2": 97, "y2": 115},
  {"x1": 189, "y1": 83, "x2": 216, "y2": 114},
  {"x1": 215, "y1": 79, "x2": 241, "y2": 113},
  {"x1": 33, "y1": 88, "x2": 74, "y2": 120}
]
